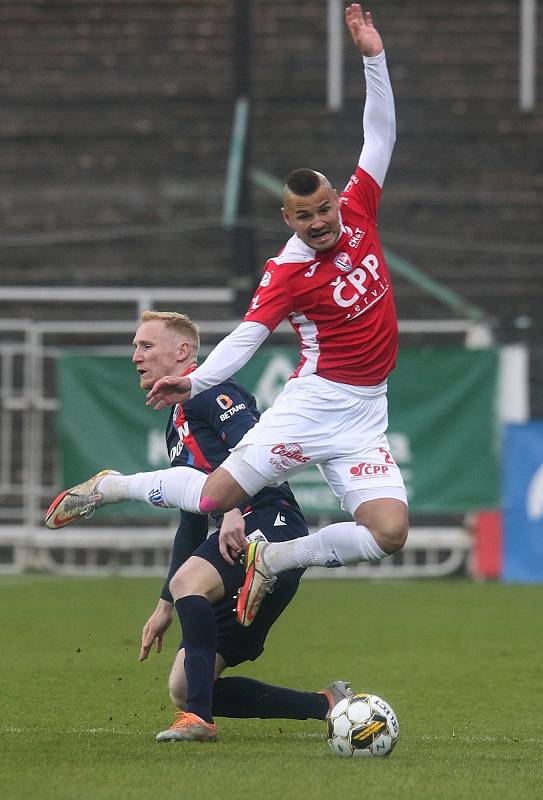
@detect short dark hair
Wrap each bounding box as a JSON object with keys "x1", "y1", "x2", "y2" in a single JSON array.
[{"x1": 285, "y1": 168, "x2": 322, "y2": 196}]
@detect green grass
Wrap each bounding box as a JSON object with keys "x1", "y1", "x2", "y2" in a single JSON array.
[{"x1": 1, "y1": 576, "x2": 542, "y2": 799}]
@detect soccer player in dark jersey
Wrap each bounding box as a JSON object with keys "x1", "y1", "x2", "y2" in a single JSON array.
[
  {"x1": 46, "y1": 6, "x2": 408, "y2": 630},
  {"x1": 130, "y1": 311, "x2": 353, "y2": 741}
]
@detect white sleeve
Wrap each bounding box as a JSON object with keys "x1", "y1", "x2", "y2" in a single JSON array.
[
  {"x1": 189, "y1": 320, "x2": 271, "y2": 398},
  {"x1": 358, "y1": 51, "x2": 396, "y2": 188}
]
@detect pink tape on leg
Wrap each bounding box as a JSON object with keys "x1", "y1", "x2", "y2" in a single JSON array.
[{"x1": 199, "y1": 495, "x2": 220, "y2": 514}]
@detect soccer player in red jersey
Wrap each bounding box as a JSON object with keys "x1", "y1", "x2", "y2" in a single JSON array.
[{"x1": 47, "y1": 5, "x2": 408, "y2": 626}]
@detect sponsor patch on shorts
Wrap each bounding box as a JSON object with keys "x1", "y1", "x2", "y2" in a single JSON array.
[
  {"x1": 350, "y1": 463, "x2": 391, "y2": 479},
  {"x1": 269, "y1": 443, "x2": 311, "y2": 472}
]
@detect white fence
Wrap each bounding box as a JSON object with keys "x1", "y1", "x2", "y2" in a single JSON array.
[{"x1": 0, "y1": 525, "x2": 472, "y2": 579}]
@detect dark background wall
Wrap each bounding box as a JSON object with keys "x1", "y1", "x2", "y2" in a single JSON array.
[{"x1": 1, "y1": 1, "x2": 542, "y2": 408}]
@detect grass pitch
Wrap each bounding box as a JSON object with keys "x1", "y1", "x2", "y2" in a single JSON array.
[{"x1": 1, "y1": 575, "x2": 542, "y2": 800}]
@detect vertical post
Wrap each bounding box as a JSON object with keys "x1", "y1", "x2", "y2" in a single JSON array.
[
  {"x1": 223, "y1": 98, "x2": 250, "y2": 229},
  {"x1": 327, "y1": 0, "x2": 344, "y2": 111},
  {"x1": 22, "y1": 325, "x2": 41, "y2": 530},
  {"x1": 519, "y1": 0, "x2": 537, "y2": 111},
  {"x1": 231, "y1": 0, "x2": 257, "y2": 315}
]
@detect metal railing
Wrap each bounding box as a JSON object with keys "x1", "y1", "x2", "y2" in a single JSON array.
[{"x1": 0, "y1": 524, "x2": 471, "y2": 578}]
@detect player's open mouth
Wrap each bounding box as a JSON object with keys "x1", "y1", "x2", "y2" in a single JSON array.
[{"x1": 311, "y1": 230, "x2": 331, "y2": 241}]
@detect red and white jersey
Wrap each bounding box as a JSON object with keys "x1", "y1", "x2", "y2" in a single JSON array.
[{"x1": 244, "y1": 167, "x2": 398, "y2": 386}]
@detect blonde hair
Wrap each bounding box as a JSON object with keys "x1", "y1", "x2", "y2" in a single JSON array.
[{"x1": 140, "y1": 310, "x2": 200, "y2": 355}]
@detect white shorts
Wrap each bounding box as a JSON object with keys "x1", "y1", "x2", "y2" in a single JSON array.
[{"x1": 221, "y1": 373, "x2": 406, "y2": 511}]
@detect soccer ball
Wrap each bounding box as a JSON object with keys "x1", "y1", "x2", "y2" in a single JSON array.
[{"x1": 327, "y1": 693, "x2": 399, "y2": 758}]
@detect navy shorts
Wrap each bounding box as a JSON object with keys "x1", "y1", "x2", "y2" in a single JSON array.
[{"x1": 181, "y1": 502, "x2": 307, "y2": 667}]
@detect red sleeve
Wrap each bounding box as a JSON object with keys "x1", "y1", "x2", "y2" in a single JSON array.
[
  {"x1": 340, "y1": 166, "x2": 382, "y2": 222},
  {"x1": 243, "y1": 261, "x2": 293, "y2": 331}
]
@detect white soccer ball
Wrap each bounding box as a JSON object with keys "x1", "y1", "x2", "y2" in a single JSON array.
[{"x1": 327, "y1": 693, "x2": 399, "y2": 758}]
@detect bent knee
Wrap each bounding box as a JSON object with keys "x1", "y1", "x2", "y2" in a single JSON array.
[
  {"x1": 354, "y1": 498, "x2": 408, "y2": 555},
  {"x1": 168, "y1": 570, "x2": 186, "y2": 600},
  {"x1": 169, "y1": 558, "x2": 223, "y2": 603},
  {"x1": 168, "y1": 557, "x2": 202, "y2": 599},
  {"x1": 379, "y1": 523, "x2": 408, "y2": 554},
  {"x1": 169, "y1": 570, "x2": 203, "y2": 601}
]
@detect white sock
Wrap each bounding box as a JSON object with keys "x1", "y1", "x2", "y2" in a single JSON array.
[
  {"x1": 264, "y1": 521, "x2": 387, "y2": 574},
  {"x1": 98, "y1": 468, "x2": 207, "y2": 514},
  {"x1": 97, "y1": 474, "x2": 131, "y2": 503}
]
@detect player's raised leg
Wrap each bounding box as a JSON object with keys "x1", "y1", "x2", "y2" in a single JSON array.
[
  {"x1": 45, "y1": 465, "x2": 249, "y2": 529},
  {"x1": 236, "y1": 495, "x2": 408, "y2": 626}
]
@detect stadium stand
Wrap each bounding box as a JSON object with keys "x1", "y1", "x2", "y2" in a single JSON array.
[{"x1": 0, "y1": 0, "x2": 541, "y2": 406}]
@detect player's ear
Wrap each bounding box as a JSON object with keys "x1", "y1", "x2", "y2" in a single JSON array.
[
  {"x1": 176, "y1": 341, "x2": 189, "y2": 361},
  {"x1": 281, "y1": 206, "x2": 293, "y2": 228}
]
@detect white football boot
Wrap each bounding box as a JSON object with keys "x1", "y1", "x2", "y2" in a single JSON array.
[{"x1": 44, "y1": 469, "x2": 121, "y2": 529}]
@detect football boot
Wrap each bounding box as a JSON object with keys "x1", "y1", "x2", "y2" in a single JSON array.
[
  {"x1": 319, "y1": 680, "x2": 355, "y2": 718},
  {"x1": 156, "y1": 711, "x2": 217, "y2": 742},
  {"x1": 236, "y1": 541, "x2": 276, "y2": 627},
  {"x1": 45, "y1": 469, "x2": 120, "y2": 529}
]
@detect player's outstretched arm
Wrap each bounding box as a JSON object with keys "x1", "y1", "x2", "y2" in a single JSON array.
[
  {"x1": 348, "y1": 5, "x2": 395, "y2": 188},
  {"x1": 345, "y1": 4, "x2": 383, "y2": 57}
]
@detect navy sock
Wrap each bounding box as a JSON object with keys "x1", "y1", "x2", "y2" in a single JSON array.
[
  {"x1": 174, "y1": 595, "x2": 217, "y2": 724},
  {"x1": 212, "y1": 676, "x2": 329, "y2": 720}
]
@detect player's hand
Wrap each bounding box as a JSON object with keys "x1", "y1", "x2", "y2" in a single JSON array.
[
  {"x1": 345, "y1": 4, "x2": 383, "y2": 58},
  {"x1": 139, "y1": 601, "x2": 174, "y2": 662},
  {"x1": 146, "y1": 375, "x2": 192, "y2": 410},
  {"x1": 219, "y1": 508, "x2": 247, "y2": 565}
]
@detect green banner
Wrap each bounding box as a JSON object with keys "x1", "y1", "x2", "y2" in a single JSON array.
[
  {"x1": 387, "y1": 348, "x2": 500, "y2": 512},
  {"x1": 57, "y1": 347, "x2": 499, "y2": 518},
  {"x1": 58, "y1": 355, "x2": 175, "y2": 521}
]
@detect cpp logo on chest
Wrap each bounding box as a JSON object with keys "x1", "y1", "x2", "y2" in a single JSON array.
[{"x1": 329, "y1": 253, "x2": 388, "y2": 315}]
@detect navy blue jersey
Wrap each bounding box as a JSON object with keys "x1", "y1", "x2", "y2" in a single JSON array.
[{"x1": 165, "y1": 377, "x2": 301, "y2": 516}]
